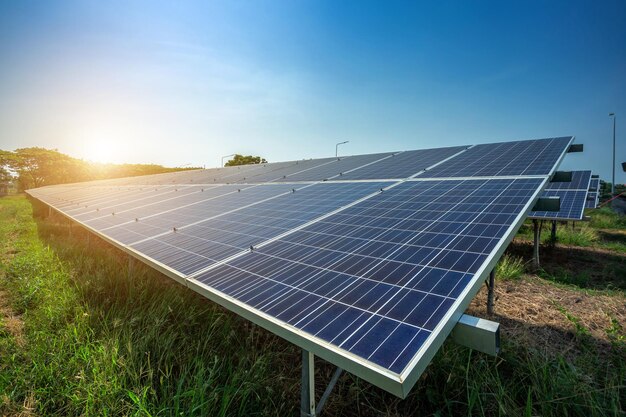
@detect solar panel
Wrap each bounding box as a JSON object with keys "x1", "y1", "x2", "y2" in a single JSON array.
[
  {"x1": 331, "y1": 146, "x2": 468, "y2": 180},
  {"x1": 420, "y1": 137, "x2": 573, "y2": 178},
  {"x1": 529, "y1": 190, "x2": 588, "y2": 220},
  {"x1": 545, "y1": 170, "x2": 591, "y2": 190},
  {"x1": 128, "y1": 182, "x2": 386, "y2": 275},
  {"x1": 189, "y1": 178, "x2": 545, "y2": 382},
  {"x1": 270, "y1": 152, "x2": 395, "y2": 182},
  {"x1": 25, "y1": 136, "x2": 573, "y2": 398}
]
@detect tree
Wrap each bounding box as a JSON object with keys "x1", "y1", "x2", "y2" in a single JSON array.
[
  {"x1": 2, "y1": 147, "x2": 90, "y2": 190},
  {"x1": 0, "y1": 166, "x2": 12, "y2": 184},
  {"x1": 0, "y1": 147, "x2": 201, "y2": 191},
  {"x1": 224, "y1": 154, "x2": 267, "y2": 167}
]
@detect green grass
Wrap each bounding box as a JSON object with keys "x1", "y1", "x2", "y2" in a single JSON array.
[
  {"x1": 589, "y1": 207, "x2": 626, "y2": 229},
  {"x1": 516, "y1": 210, "x2": 626, "y2": 254},
  {"x1": 539, "y1": 266, "x2": 594, "y2": 289},
  {"x1": 0, "y1": 196, "x2": 295, "y2": 416},
  {"x1": 495, "y1": 253, "x2": 526, "y2": 280},
  {"x1": 555, "y1": 224, "x2": 598, "y2": 246},
  {"x1": 0, "y1": 194, "x2": 624, "y2": 416}
]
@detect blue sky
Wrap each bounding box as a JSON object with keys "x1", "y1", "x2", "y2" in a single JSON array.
[{"x1": 0, "y1": 0, "x2": 624, "y2": 183}]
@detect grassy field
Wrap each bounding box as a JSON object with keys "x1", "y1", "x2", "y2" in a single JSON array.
[{"x1": 0, "y1": 194, "x2": 624, "y2": 416}]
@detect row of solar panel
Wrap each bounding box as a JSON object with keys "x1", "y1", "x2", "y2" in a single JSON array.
[
  {"x1": 41, "y1": 137, "x2": 571, "y2": 190},
  {"x1": 26, "y1": 136, "x2": 573, "y2": 396},
  {"x1": 31, "y1": 177, "x2": 547, "y2": 374}
]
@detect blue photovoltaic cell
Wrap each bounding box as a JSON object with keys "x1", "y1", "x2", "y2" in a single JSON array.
[
  {"x1": 332, "y1": 146, "x2": 468, "y2": 181},
  {"x1": 191, "y1": 177, "x2": 543, "y2": 374},
  {"x1": 545, "y1": 170, "x2": 591, "y2": 190},
  {"x1": 420, "y1": 137, "x2": 572, "y2": 178},
  {"x1": 529, "y1": 190, "x2": 588, "y2": 220},
  {"x1": 589, "y1": 178, "x2": 600, "y2": 191},
  {"x1": 129, "y1": 182, "x2": 386, "y2": 275}
]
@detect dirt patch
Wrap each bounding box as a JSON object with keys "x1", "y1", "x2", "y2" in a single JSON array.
[
  {"x1": 466, "y1": 276, "x2": 626, "y2": 360},
  {"x1": 0, "y1": 290, "x2": 25, "y2": 347}
]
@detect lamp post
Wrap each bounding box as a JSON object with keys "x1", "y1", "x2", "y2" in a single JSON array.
[
  {"x1": 609, "y1": 113, "x2": 616, "y2": 196},
  {"x1": 221, "y1": 153, "x2": 235, "y2": 167},
  {"x1": 335, "y1": 141, "x2": 349, "y2": 157}
]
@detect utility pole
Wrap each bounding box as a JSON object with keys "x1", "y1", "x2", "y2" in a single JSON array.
[{"x1": 609, "y1": 113, "x2": 616, "y2": 197}]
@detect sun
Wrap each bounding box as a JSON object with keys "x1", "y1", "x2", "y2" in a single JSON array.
[{"x1": 81, "y1": 135, "x2": 124, "y2": 164}]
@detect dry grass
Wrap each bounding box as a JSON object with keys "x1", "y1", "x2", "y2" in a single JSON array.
[
  {"x1": 467, "y1": 275, "x2": 626, "y2": 361},
  {"x1": 0, "y1": 290, "x2": 24, "y2": 348}
]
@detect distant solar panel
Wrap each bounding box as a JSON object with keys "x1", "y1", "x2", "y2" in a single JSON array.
[
  {"x1": 420, "y1": 137, "x2": 573, "y2": 178},
  {"x1": 270, "y1": 152, "x2": 395, "y2": 182},
  {"x1": 26, "y1": 136, "x2": 573, "y2": 398},
  {"x1": 331, "y1": 146, "x2": 468, "y2": 180},
  {"x1": 529, "y1": 190, "x2": 587, "y2": 220},
  {"x1": 545, "y1": 170, "x2": 591, "y2": 191}
]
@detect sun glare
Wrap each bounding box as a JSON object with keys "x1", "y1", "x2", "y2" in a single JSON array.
[{"x1": 81, "y1": 137, "x2": 123, "y2": 164}]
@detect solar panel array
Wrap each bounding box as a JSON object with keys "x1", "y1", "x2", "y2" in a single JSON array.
[
  {"x1": 529, "y1": 170, "x2": 592, "y2": 221},
  {"x1": 27, "y1": 137, "x2": 573, "y2": 398}
]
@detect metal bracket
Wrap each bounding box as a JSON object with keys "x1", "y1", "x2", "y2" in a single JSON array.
[
  {"x1": 567, "y1": 144, "x2": 584, "y2": 153},
  {"x1": 532, "y1": 196, "x2": 560, "y2": 212},
  {"x1": 551, "y1": 171, "x2": 573, "y2": 182},
  {"x1": 451, "y1": 314, "x2": 500, "y2": 356},
  {"x1": 301, "y1": 350, "x2": 343, "y2": 417}
]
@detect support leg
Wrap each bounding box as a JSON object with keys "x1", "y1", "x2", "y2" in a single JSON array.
[
  {"x1": 486, "y1": 269, "x2": 495, "y2": 315},
  {"x1": 301, "y1": 350, "x2": 316, "y2": 417},
  {"x1": 532, "y1": 219, "x2": 541, "y2": 271},
  {"x1": 550, "y1": 220, "x2": 557, "y2": 244},
  {"x1": 300, "y1": 350, "x2": 343, "y2": 417},
  {"x1": 127, "y1": 255, "x2": 134, "y2": 280},
  {"x1": 69, "y1": 219, "x2": 72, "y2": 237}
]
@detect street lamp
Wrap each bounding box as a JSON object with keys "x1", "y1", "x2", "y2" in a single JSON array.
[
  {"x1": 335, "y1": 141, "x2": 349, "y2": 157},
  {"x1": 221, "y1": 153, "x2": 235, "y2": 167},
  {"x1": 609, "y1": 113, "x2": 616, "y2": 196}
]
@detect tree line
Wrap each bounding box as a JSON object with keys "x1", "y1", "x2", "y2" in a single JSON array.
[{"x1": 0, "y1": 147, "x2": 201, "y2": 191}]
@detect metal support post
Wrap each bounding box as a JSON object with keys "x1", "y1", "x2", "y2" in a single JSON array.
[
  {"x1": 532, "y1": 219, "x2": 541, "y2": 270},
  {"x1": 300, "y1": 350, "x2": 343, "y2": 417},
  {"x1": 48, "y1": 205, "x2": 52, "y2": 218},
  {"x1": 486, "y1": 269, "x2": 495, "y2": 315},
  {"x1": 550, "y1": 220, "x2": 557, "y2": 244},
  {"x1": 301, "y1": 350, "x2": 316, "y2": 417},
  {"x1": 128, "y1": 255, "x2": 134, "y2": 280},
  {"x1": 69, "y1": 219, "x2": 72, "y2": 237}
]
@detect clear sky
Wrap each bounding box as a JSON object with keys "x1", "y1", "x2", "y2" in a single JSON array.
[{"x1": 0, "y1": 1, "x2": 624, "y2": 183}]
